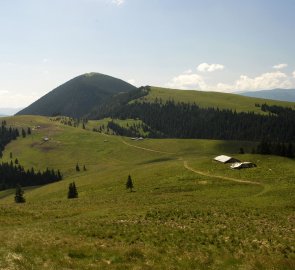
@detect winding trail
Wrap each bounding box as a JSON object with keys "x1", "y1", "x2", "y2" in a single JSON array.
[
  {"x1": 183, "y1": 161, "x2": 262, "y2": 186},
  {"x1": 121, "y1": 138, "x2": 176, "y2": 154},
  {"x1": 121, "y1": 137, "x2": 264, "y2": 188}
]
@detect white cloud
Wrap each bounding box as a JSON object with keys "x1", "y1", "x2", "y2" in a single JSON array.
[
  {"x1": 0, "y1": 90, "x2": 40, "y2": 108},
  {"x1": 183, "y1": 69, "x2": 192, "y2": 74},
  {"x1": 166, "y1": 73, "x2": 207, "y2": 90},
  {"x1": 0, "y1": 90, "x2": 9, "y2": 94},
  {"x1": 112, "y1": 0, "x2": 124, "y2": 6},
  {"x1": 273, "y1": 63, "x2": 288, "y2": 69},
  {"x1": 197, "y1": 63, "x2": 225, "y2": 72},
  {"x1": 234, "y1": 71, "x2": 292, "y2": 91},
  {"x1": 216, "y1": 83, "x2": 233, "y2": 92},
  {"x1": 293, "y1": 71, "x2": 295, "y2": 78},
  {"x1": 127, "y1": 78, "x2": 136, "y2": 85},
  {"x1": 166, "y1": 69, "x2": 294, "y2": 92}
]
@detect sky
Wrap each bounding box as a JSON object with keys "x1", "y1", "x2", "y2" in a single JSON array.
[{"x1": 0, "y1": 0, "x2": 295, "y2": 108}]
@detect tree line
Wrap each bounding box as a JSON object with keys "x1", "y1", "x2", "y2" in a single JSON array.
[
  {"x1": 107, "y1": 121, "x2": 163, "y2": 138},
  {"x1": 103, "y1": 100, "x2": 295, "y2": 142},
  {"x1": 0, "y1": 161, "x2": 62, "y2": 190},
  {"x1": 254, "y1": 139, "x2": 294, "y2": 158},
  {"x1": 0, "y1": 121, "x2": 20, "y2": 158}
]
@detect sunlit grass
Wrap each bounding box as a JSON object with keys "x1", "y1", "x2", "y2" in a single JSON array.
[{"x1": 0, "y1": 115, "x2": 294, "y2": 269}]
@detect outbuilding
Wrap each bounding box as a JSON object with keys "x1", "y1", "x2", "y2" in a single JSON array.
[
  {"x1": 214, "y1": 155, "x2": 240, "y2": 164},
  {"x1": 230, "y1": 162, "x2": 256, "y2": 169}
]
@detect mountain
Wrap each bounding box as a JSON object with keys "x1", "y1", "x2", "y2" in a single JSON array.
[
  {"x1": 0, "y1": 107, "x2": 23, "y2": 116},
  {"x1": 17, "y1": 72, "x2": 136, "y2": 117},
  {"x1": 238, "y1": 89, "x2": 295, "y2": 102}
]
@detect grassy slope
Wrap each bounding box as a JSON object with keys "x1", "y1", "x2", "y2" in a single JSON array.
[
  {"x1": 135, "y1": 86, "x2": 295, "y2": 113},
  {"x1": 0, "y1": 116, "x2": 294, "y2": 269},
  {"x1": 17, "y1": 73, "x2": 136, "y2": 118}
]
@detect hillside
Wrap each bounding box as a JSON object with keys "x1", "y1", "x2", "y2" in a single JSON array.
[
  {"x1": 134, "y1": 86, "x2": 295, "y2": 113},
  {"x1": 239, "y1": 88, "x2": 295, "y2": 102},
  {"x1": 87, "y1": 86, "x2": 295, "y2": 142},
  {"x1": 0, "y1": 115, "x2": 294, "y2": 269},
  {"x1": 16, "y1": 73, "x2": 136, "y2": 118}
]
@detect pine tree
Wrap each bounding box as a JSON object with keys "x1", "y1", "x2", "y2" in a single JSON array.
[
  {"x1": 68, "y1": 182, "x2": 78, "y2": 199},
  {"x1": 21, "y1": 128, "x2": 26, "y2": 138},
  {"x1": 27, "y1": 127, "x2": 31, "y2": 135},
  {"x1": 239, "y1": 147, "x2": 245, "y2": 154},
  {"x1": 83, "y1": 165, "x2": 86, "y2": 171},
  {"x1": 76, "y1": 163, "x2": 80, "y2": 172},
  {"x1": 15, "y1": 184, "x2": 25, "y2": 203},
  {"x1": 10, "y1": 152, "x2": 13, "y2": 159},
  {"x1": 286, "y1": 143, "x2": 294, "y2": 158},
  {"x1": 126, "y1": 175, "x2": 134, "y2": 192},
  {"x1": 15, "y1": 158, "x2": 19, "y2": 165}
]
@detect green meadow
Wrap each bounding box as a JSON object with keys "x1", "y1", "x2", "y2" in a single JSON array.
[
  {"x1": 136, "y1": 86, "x2": 295, "y2": 113},
  {"x1": 0, "y1": 115, "x2": 294, "y2": 269}
]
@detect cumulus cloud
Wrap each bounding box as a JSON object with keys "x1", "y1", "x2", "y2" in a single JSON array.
[
  {"x1": 197, "y1": 63, "x2": 225, "y2": 72},
  {"x1": 166, "y1": 73, "x2": 207, "y2": 90},
  {"x1": 166, "y1": 69, "x2": 294, "y2": 92},
  {"x1": 273, "y1": 63, "x2": 288, "y2": 69},
  {"x1": 235, "y1": 71, "x2": 292, "y2": 91},
  {"x1": 112, "y1": 0, "x2": 124, "y2": 6}
]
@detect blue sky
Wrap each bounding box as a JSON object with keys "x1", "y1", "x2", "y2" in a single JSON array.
[{"x1": 0, "y1": 0, "x2": 295, "y2": 107}]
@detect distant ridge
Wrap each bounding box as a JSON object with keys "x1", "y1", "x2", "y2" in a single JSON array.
[
  {"x1": 17, "y1": 73, "x2": 136, "y2": 118},
  {"x1": 239, "y1": 89, "x2": 295, "y2": 102}
]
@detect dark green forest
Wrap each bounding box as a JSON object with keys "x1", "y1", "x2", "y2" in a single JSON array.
[
  {"x1": 0, "y1": 120, "x2": 19, "y2": 158},
  {"x1": 102, "y1": 101, "x2": 295, "y2": 142},
  {"x1": 0, "y1": 161, "x2": 62, "y2": 190}
]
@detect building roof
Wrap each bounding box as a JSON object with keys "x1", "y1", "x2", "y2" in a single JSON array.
[
  {"x1": 230, "y1": 162, "x2": 256, "y2": 169},
  {"x1": 214, "y1": 155, "x2": 234, "y2": 163}
]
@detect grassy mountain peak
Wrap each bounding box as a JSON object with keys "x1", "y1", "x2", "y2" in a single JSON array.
[{"x1": 17, "y1": 72, "x2": 136, "y2": 118}]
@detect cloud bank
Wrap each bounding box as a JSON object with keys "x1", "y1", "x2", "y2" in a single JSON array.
[{"x1": 166, "y1": 63, "x2": 294, "y2": 92}]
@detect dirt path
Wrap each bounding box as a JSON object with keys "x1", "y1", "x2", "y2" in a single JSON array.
[
  {"x1": 121, "y1": 138, "x2": 176, "y2": 154},
  {"x1": 120, "y1": 137, "x2": 264, "y2": 188},
  {"x1": 183, "y1": 161, "x2": 262, "y2": 186}
]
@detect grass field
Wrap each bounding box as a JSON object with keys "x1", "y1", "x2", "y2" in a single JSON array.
[
  {"x1": 0, "y1": 115, "x2": 294, "y2": 269},
  {"x1": 135, "y1": 86, "x2": 295, "y2": 113}
]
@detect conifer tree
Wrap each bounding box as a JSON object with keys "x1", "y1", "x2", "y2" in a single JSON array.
[
  {"x1": 21, "y1": 128, "x2": 26, "y2": 138},
  {"x1": 15, "y1": 184, "x2": 25, "y2": 203},
  {"x1": 76, "y1": 163, "x2": 80, "y2": 172},
  {"x1": 27, "y1": 127, "x2": 31, "y2": 135},
  {"x1": 126, "y1": 175, "x2": 134, "y2": 192},
  {"x1": 83, "y1": 165, "x2": 86, "y2": 171},
  {"x1": 68, "y1": 182, "x2": 78, "y2": 199}
]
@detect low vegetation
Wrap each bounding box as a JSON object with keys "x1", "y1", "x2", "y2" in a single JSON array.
[{"x1": 0, "y1": 115, "x2": 294, "y2": 269}]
